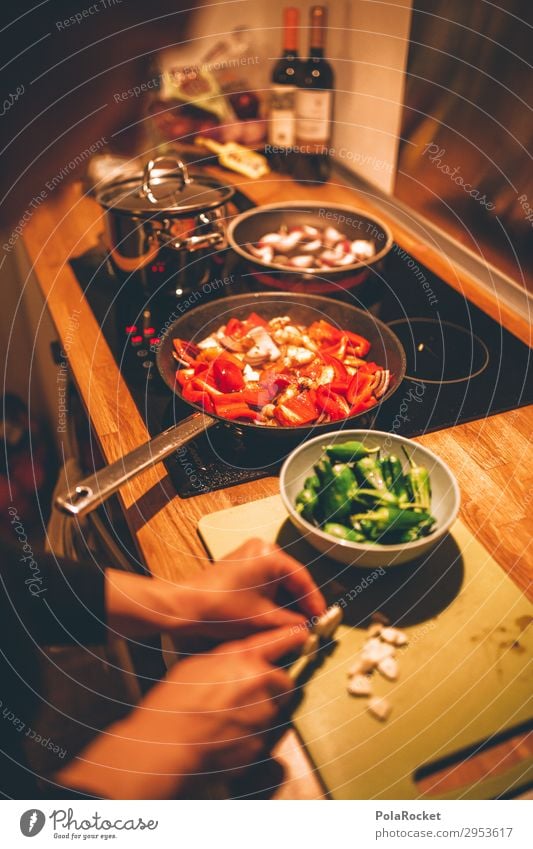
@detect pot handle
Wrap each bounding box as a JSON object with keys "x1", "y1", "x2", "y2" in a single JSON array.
[
  {"x1": 141, "y1": 155, "x2": 191, "y2": 204},
  {"x1": 162, "y1": 230, "x2": 225, "y2": 253},
  {"x1": 55, "y1": 412, "x2": 216, "y2": 517}
]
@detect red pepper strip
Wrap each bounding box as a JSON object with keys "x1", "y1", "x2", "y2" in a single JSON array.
[
  {"x1": 191, "y1": 376, "x2": 223, "y2": 397},
  {"x1": 225, "y1": 317, "x2": 244, "y2": 337},
  {"x1": 217, "y1": 351, "x2": 245, "y2": 370},
  {"x1": 209, "y1": 389, "x2": 271, "y2": 407},
  {"x1": 213, "y1": 400, "x2": 260, "y2": 421},
  {"x1": 318, "y1": 351, "x2": 348, "y2": 382},
  {"x1": 321, "y1": 334, "x2": 348, "y2": 360},
  {"x1": 175, "y1": 368, "x2": 195, "y2": 387},
  {"x1": 345, "y1": 331, "x2": 371, "y2": 357},
  {"x1": 330, "y1": 379, "x2": 350, "y2": 395},
  {"x1": 172, "y1": 338, "x2": 200, "y2": 364},
  {"x1": 307, "y1": 319, "x2": 342, "y2": 345},
  {"x1": 212, "y1": 358, "x2": 245, "y2": 393},
  {"x1": 350, "y1": 396, "x2": 377, "y2": 415},
  {"x1": 315, "y1": 386, "x2": 351, "y2": 421},
  {"x1": 245, "y1": 311, "x2": 269, "y2": 329},
  {"x1": 274, "y1": 393, "x2": 319, "y2": 426},
  {"x1": 346, "y1": 371, "x2": 374, "y2": 405},
  {"x1": 356, "y1": 360, "x2": 379, "y2": 374},
  {"x1": 181, "y1": 382, "x2": 214, "y2": 412}
]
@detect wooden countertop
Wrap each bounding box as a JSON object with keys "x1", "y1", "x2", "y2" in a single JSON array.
[{"x1": 23, "y1": 167, "x2": 532, "y2": 799}]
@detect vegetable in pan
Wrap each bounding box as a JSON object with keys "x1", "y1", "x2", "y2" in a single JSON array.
[
  {"x1": 295, "y1": 440, "x2": 437, "y2": 544},
  {"x1": 173, "y1": 313, "x2": 392, "y2": 426}
]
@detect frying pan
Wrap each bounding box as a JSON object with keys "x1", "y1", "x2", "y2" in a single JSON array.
[
  {"x1": 227, "y1": 201, "x2": 393, "y2": 294},
  {"x1": 55, "y1": 292, "x2": 406, "y2": 517}
]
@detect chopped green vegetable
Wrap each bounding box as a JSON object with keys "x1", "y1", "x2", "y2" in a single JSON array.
[
  {"x1": 324, "y1": 440, "x2": 379, "y2": 463},
  {"x1": 323, "y1": 522, "x2": 366, "y2": 543},
  {"x1": 293, "y1": 440, "x2": 438, "y2": 545}
]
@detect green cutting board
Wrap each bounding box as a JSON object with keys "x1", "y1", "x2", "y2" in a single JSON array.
[{"x1": 198, "y1": 495, "x2": 533, "y2": 800}]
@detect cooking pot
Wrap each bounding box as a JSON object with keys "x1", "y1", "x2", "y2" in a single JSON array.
[
  {"x1": 227, "y1": 201, "x2": 393, "y2": 294},
  {"x1": 96, "y1": 155, "x2": 234, "y2": 294}
]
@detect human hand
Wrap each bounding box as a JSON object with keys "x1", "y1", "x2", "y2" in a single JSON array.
[
  {"x1": 56, "y1": 626, "x2": 308, "y2": 799},
  {"x1": 177, "y1": 538, "x2": 327, "y2": 639}
]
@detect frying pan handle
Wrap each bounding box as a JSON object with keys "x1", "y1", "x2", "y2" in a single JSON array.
[{"x1": 55, "y1": 412, "x2": 215, "y2": 517}]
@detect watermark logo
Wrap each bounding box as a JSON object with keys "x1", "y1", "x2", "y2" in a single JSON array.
[{"x1": 20, "y1": 810, "x2": 46, "y2": 837}]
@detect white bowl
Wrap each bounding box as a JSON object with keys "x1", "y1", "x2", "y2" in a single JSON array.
[{"x1": 279, "y1": 430, "x2": 460, "y2": 568}]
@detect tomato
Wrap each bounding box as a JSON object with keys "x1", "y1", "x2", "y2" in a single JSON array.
[{"x1": 212, "y1": 358, "x2": 245, "y2": 393}]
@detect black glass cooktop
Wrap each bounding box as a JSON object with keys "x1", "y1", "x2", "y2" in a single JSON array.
[{"x1": 72, "y1": 221, "x2": 532, "y2": 497}]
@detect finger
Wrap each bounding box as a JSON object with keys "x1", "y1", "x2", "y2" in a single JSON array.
[
  {"x1": 259, "y1": 545, "x2": 327, "y2": 620},
  {"x1": 241, "y1": 597, "x2": 307, "y2": 632},
  {"x1": 237, "y1": 626, "x2": 309, "y2": 665}
]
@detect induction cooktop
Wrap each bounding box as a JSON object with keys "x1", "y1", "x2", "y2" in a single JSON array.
[{"x1": 72, "y1": 209, "x2": 532, "y2": 497}]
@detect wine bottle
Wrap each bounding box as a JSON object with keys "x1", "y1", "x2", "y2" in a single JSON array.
[
  {"x1": 268, "y1": 7, "x2": 300, "y2": 172},
  {"x1": 294, "y1": 5, "x2": 334, "y2": 183}
]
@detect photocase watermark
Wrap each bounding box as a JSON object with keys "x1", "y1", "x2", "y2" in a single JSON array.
[
  {"x1": 0, "y1": 699, "x2": 67, "y2": 760},
  {"x1": 392, "y1": 244, "x2": 438, "y2": 306},
  {"x1": 3, "y1": 139, "x2": 107, "y2": 254},
  {"x1": 1, "y1": 83, "x2": 24, "y2": 117},
  {"x1": 8, "y1": 507, "x2": 47, "y2": 596},
  {"x1": 422, "y1": 143, "x2": 495, "y2": 211},
  {"x1": 175, "y1": 447, "x2": 207, "y2": 493},
  {"x1": 57, "y1": 309, "x2": 81, "y2": 433},
  {"x1": 517, "y1": 193, "x2": 533, "y2": 229},
  {"x1": 55, "y1": 0, "x2": 122, "y2": 31},
  {"x1": 266, "y1": 144, "x2": 392, "y2": 174},
  {"x1": 151, "y1": 273, "x2": 235, "y2": 352},
  {"x1": 383, "y1": 382, "x2": 426, "y2": 451}
]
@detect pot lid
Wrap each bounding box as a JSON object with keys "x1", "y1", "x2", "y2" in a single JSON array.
[{"x1": 96, "y1": 155, "x2": 234, "y2": 215}]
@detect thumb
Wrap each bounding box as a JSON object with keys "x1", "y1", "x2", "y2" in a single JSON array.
[{"x1": 238, "y1": 626, "x2": 310, "y2": 665}]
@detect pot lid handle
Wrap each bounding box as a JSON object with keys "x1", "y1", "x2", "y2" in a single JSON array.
[{"x1": 141, "y1": 155, "x2": 191, "y2": 204}]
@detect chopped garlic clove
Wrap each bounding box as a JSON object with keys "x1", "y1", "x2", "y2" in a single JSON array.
[
  {"x1": 347, "y1": 674, "x2": 372, "y2": 697},
  {"x1": 347, "y1": 656, "x2": 376, "y2": 677},
  {"x1": 377, "y1": 656, "x2": 398, "y2": 681},
  {"x1": 361, "y1": 638, "x2": 395, "y2": 665},
  {"x1": 368, "y1": 696, "x2": 392, "y2": 721},
  {"x1": 381, "y1": 627, "x2": 408, "y2": 646}
]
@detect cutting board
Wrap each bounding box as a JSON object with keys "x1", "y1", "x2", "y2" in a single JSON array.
[{"x1": 199, "y1": 495, "x2": 533, "y2": 800}]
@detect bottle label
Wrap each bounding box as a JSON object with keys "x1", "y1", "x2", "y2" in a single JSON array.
[
  {"x1": 295, "y1": 90, "x2": 332, "y2": 144},
  {"x1": 269, "y1": 86, "x2": 296, "y2": 147}
]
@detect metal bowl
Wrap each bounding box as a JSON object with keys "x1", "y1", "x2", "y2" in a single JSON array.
[{"x1": 279, "y1": 429, "x2": 461, "y2": 568}]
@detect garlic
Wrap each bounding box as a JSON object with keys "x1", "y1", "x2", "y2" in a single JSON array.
[
  {"x1": 347, "y1": 655, "x2": 376, "y2": 677},
  {"x1": 380, "y1": 627, "x2": 408, "y2": 646},
  {"x1": 243, "y1": 364, "x2": 260, "y2": 382},
  {"x1": 347, "y1": 675, "x2": 372, "y2": 697},
  {"x1": 368, "y1": 697, "x2": 392, "y2": 722},
  {"x1": 377, "y1": 656, "x2": 398, "y2": 682},
  {"x1": 361, "y1": 638, "x2": 395, "y2": 666}
]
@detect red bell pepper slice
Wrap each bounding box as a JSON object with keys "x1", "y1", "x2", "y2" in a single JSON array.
[
  {"x1": 357, "y1": 360, "x2": 380, "y2": 374},
  {"x1": 259, "y1": 367, "x2": 292, "y2": 399},
  {"x1": 274, "y1": 394, "x2": 319, "y2": 427},
  {"x1": 175, "y1": 368, "x2": 195, "y2": 387},
  {"x1": 315, "y1": 386, "x2": 351, "y2": 421},
  {"x1": 181, "y1": 381, "x2": 214, "y2": 412},
  {"x1": 191, "y1": 376, "x2": 223, "y2": 397},
  {"x1": 321, "y1": 334, "x2": 348, "y2": 360},
  {"x1": 346, "y1": 371, "x2": 374, "y2": 406},
  {"x1": 307, "y1": 319, "x2": 342, "y2": 346},
  {"x1": 318, "y1": 351, "x2": 348, "y2": 383},
  {"x1": 172, "y1": 338, "x2": 200, "y2": 365},
  {"x1": 350, "y1": 396, "x2": 378, "y2": 416},
  {"x1": 212, "y1": 357, "x2": 245, "y2": 393},
  {"x1": 225, "y1": 317, "x2": 244, "y2": 338},
  {"x1": 345, "y1": 331, "x2": 371, "y2": 357},
  {"x1": 245, "y1": 312, "x2": 269, "y2": 329},
  {"x1": 213, "y1": 400, "x2": 260, "y2": 421}
]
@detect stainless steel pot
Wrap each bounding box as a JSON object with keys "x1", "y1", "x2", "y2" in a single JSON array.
[{"x1": 96, "y1": 155, "x2": 235, "y2": 292}]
